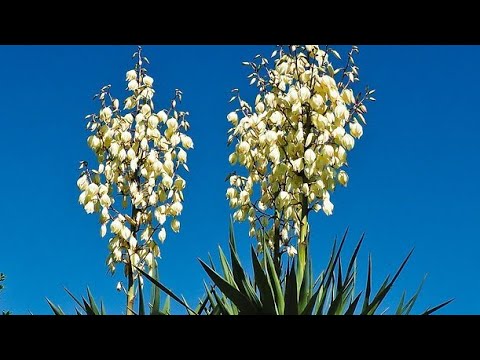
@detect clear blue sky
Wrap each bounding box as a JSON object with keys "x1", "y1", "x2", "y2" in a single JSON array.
[{"x1": 0, "y1": 45, "x2": 477, "y2": 315}]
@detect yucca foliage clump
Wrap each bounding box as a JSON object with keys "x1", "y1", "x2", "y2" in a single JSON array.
[{"x1": 198, "y1": 223, "x2": 451, "y2": 315}]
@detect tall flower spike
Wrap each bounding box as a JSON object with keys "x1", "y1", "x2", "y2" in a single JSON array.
[
  {"x1": 226, "y1": 45, "x2": 373, "y2": 270},
  {"x1": 77, "y1": 47, "x2": 193, "y2": 313}
]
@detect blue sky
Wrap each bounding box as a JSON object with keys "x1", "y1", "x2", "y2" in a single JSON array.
[{"x1": 0, "y1": 45, "x2": 478, "y2": 315}]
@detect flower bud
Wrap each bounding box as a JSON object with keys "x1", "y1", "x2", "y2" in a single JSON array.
[
  {"x1": 171, "y1": 219, "x2": 180, "y2": 233},
  {"x1": 229, "y1": 153, "x2": 237, "y2": 165},
  {"x1": 338, "y1": 170, "x2": 349, "y2": 186}
]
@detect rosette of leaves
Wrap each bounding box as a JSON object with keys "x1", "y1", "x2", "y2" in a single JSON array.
[{"x1": 198, "y1": 222, "x2": 452, "y2": 315}]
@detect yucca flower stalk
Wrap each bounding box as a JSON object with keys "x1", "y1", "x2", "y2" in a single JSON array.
[
  {"x1": 77, "y1": 47, "x2": 193, "y2": 314},
  {"x1": 226, "y1": 45, "x2": 374, "y2": 280}
]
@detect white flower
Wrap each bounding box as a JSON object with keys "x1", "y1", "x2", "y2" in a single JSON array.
[
  {"x1": 286, "y1": 245, "x2": 297, "y2": 257},
  {"x1": 276, "y1": 191, "x2": 291, "y2": 208},
  {"x1": 110, "y1": 218, "x2": 123, "y2": 234},
  {"x1": 78, "y1": 191, "x2": 87, "y2": 206},
  {"x1": 310, "y1": 94, "x2": 324, "y2": 110},
  {"x1": 77, "y1": 175, "x2": 89, "y2": 191},
  {"x1": 166, "y1": 118, "x2": 178, "y2": 131},
  {"x1": 126, "y1": 70, "x2": 137, "y2": 81},
  {"x1": 238, "y1": 141, "x2": 250, "y2": 154},
  {"x1": 270, "y1": 111, "x2": 283, "y2": 125},
  {"x1": 84, "y1": 201, "x2": 95, "y2": 214},
  {"x1": 349, "y1": 121, "x2": 363, "y2": 139},
  {"x1": 158, "y1": 110, "x2": 168, "y2": 123},
  {"x1": 143, "y1": 75, "x2": 154, "y2": 87},
  {"x1": 322, "y1": 197, "x2": 334, "y2": 216},
  {"x1": 299, "y1": 86, "x2": 311, "y2": 103},
  {"x1": 124, "y1": 113, "x2": 134, "y2": 123},
  {"x1": 177, "y1": 148, "x2": 187, "y2": 163},
  {"x1": 87, "y1": 183, "x2": 99, "y2": 196},
  {"x1": 124, "y1": 97, "x2": 136, "y2": 110},
  {"x1": 100, "y1": 107, "x2": 112, "y2": 121},
  {"x1": 322, "y1": 144, "x2": 334, "y2": 158},
  {"x1": 181, "y1": 135, "x2": 193, "y2": 149},
  {"x1": 128, "y1": 80, "x2": 139, "y2": 91},
  {"x1": 141, "y1": 104, "x2": 151, "y2": 116},
  {"x1": 304, "y1": 148, "x2": 316, "y2": 164},
  {"x1": 148, "y1": 115, "x2": 159, "y2": 129},
  {"x1": 239, "y1": 190, "x2": 250, "y2": 205},
  {"x1": 342, "y1": 134, "x2": 355, "y2": 151},
  {"x1": 162, "y1": 175, "x2": 173, "y2": 188},
  {"x1": 158, "y1": 227, "x2": 166, "y2": 243},
  {"x1": 100, "y1": 193, "x2": 112, "y2": 208},
  {"x1": 227, "y1": 112, "x2": 239, "y2": 125},
  {"x1": 265, "y1": 130, "x2": 277, "y2": 145},
  {"x1": 170, "y1": 202, "x2": 183, "y2": 216}
]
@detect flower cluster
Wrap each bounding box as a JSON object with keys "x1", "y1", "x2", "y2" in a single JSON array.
[
  {"x1": 226, "y1": 45, "x2": 373, "y2": 256},
  {"x1": 77, "y1": 49, "x2": 193, "y2": 275}
]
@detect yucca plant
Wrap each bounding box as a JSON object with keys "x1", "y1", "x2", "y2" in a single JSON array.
[
  {"x1": 46, "y1": 269, "x2": 192, "y2": 315},
  {"x1": 198, "y1": 222, "x2": 452, "y2": 315}
]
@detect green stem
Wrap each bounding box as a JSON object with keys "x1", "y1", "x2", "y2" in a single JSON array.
[
  {"x1": 298, "y1": 192, "x2": 309, "y2": 283},
  {"x1": 273, "y1": 215, "x2": 281, "y2": 277},
  {"x1": 126, "y1": 206, "x2": 139, "y2": 315},
  {"x1": 126, "y1": 260, "x2": 135, "y2": 315},
  {"x1": 126, "y1": 48, "x2": 143, "y2": 315}
]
